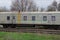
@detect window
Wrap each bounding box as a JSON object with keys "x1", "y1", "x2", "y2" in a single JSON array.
[
  {"x1": 23, "y1": 16, "x2": 27, "y2": 21},
  {"x1": 7, "y1": 16, "x2": 10, "y2": 20},
  {"x1": 13, "y1": 16, "x2": 15, "y2": 19},
  {"x1": 51, "y1": 16, "x2": 56, "y2": 21},
  {"x1": 32, "y1": 16, "x2": 35, "y2": 21},
  {"x1": 43, "y1": 16, "x2": 47, "y2": 21}
]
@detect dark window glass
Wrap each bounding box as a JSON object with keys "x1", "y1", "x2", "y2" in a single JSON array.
[
  {"x1": 13, "y1": 16, "x2": 15, "y2": 19},
  {"x1": 32, "y1": 16, "x2": 35, "y2": 21},
  {"x1": 23, "y1": 16, "x2": 27, "y2": 21},
  {"x1": 7, "y1": 16, "x2": 10, "y2": 20},
  {"x1": 51, "y1": 16, "x2": 56, "y2": 21},
  {"x1": 43, "y1": 16, "x2": 47, "y2": 21}
]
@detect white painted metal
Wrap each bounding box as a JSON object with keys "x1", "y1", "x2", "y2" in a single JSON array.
[{"x1": 0, "y1": 12, "x2": 60, "y2": 25}]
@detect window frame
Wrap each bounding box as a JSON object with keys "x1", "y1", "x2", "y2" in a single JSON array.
[
  {"x1": 23, "y1": 16, "x2": 27, "y2": 21},
  {"x1": 43, "y1": 16, "x2": 47, "y2": 21},
  {"x1": 51, "y1": 16, "x2": 56, "y2": 21},
  {"x1": 13, "y1": 16, "x2": 15, "y2": 19},
  {"x1": 7, "y1": 16, "x2": 10, "y2": 20},
  {"x1": 32, "y1": 16, "x2": 36, "y2": 21}
]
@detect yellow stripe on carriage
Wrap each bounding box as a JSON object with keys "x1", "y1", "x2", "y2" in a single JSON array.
[{"x1": 17, "y1": 12, "x2": 21, "y2": 24}]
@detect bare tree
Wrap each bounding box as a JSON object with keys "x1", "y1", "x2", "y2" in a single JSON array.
[
  {"x1": 40, "y1": 8, "x2": 45, "y2": 12},
  {"x1": 57, "y1": 3, "x2": 60, "y2": 11},
  {"x1": 52, "y1": 0, "x2": 57, "y2": 8},
  {"x1": 47, "y1": 5, "x2": 56, "y2": 11},
  {"x1": 47, "y1": 0, "x2": 57, "y2": 11},
  {"x1": 0, "y1": 7, "x2": 8, "y2": 12},
  {"x1": 11, "y1": 0, "x2": 38, "y2": 12}
]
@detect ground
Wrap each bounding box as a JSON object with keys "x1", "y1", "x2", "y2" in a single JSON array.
[{"x1": 0, "y1": 32, "x2": 60, "y2": 40}]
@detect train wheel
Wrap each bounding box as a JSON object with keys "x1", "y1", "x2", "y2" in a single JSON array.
[
  {"x1": 57, "y1": 26, "x2": 60, "y2": 30},
  {"x1": 3, "y1": 25, "x2": 8, "y2": 28},
  {"x1": 11, "y1": 25, "x2": 16, "y2": 28},
  {"x1": 11, "y1": 26, "x2": 16, "y2": 28}
]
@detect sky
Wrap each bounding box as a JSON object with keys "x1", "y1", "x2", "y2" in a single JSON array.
[
  {"x1": 0, "y1": 0, "x2": 60, "y2": 9},
  {"x1": 0, "y1": 0, "x2": 12, "y2": 9},
  {"x1": 34, "y1": 0, "x2": 60, "y2": 8}
]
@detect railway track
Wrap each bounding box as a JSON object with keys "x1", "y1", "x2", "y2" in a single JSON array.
[{"x1": 0, "y1": 27, "x2": 60, "y2": 35}]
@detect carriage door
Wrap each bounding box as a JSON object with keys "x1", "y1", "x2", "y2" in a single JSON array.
[
  {"x1": 12, "y1": 16, "x2": 16, "y2": 24},
  {"x1": 48, "y1": 14, "x2": 56, "y2": 24}
]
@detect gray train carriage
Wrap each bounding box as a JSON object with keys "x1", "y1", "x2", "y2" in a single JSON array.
[
  {"x1": 0, "y1": 12, "x2": 60, "y2": 29},
  {"x1": 0, "y1": 12, "x2": 18, "y2": 28},
  {"x1": 20, "y1": 12, "x2": 60, "y2": 29}
]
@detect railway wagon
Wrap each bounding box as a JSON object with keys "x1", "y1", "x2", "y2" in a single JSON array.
[{"x1": 0, "y1": 12, "x2": 60, "y2": 29}]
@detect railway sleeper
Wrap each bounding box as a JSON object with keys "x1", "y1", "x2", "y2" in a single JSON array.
[
  {"x1": 43, "y1": 25, "x2": 60, "y2": 30},
  {"x1": 34, "y1": 25, "x2": 60, "y2": 30}
]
